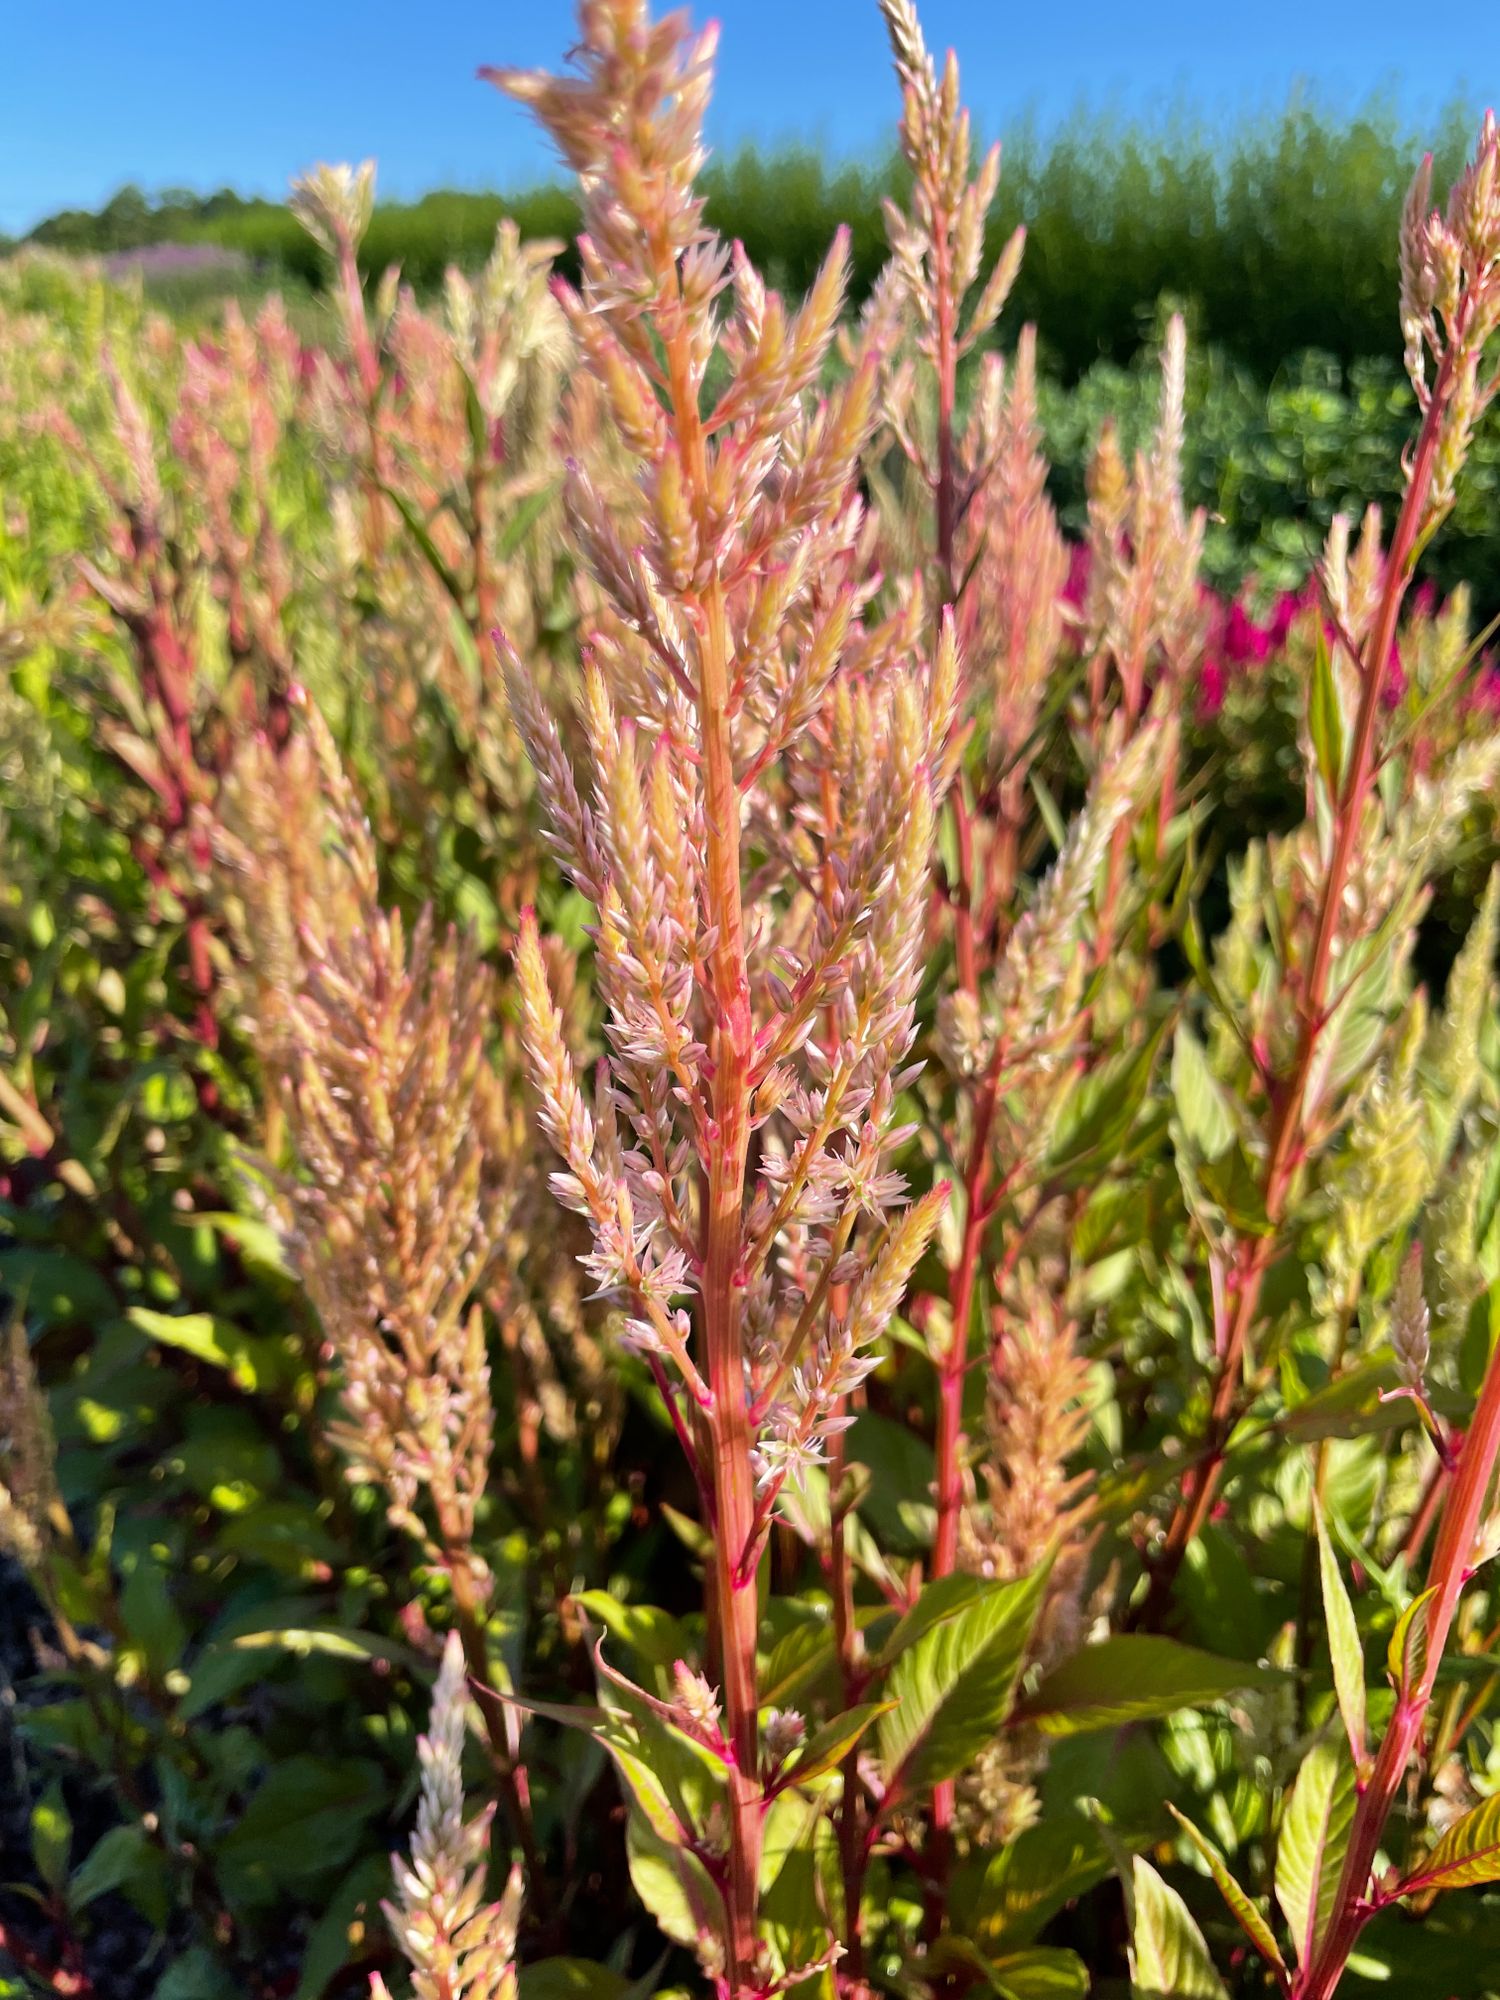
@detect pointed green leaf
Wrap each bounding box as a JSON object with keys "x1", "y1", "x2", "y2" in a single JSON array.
[
  {"x1": 1309, "y1": 622, "x2": 1346, "y2": 799},
  {"x1": 1167, "y1": 1805, "x2": 1287, "y2": 1976},
  {"x1": 382, "y1": 483, "x2": 466, "y2": 610},
  {"x1": 127, "y1": 1307, "x2": 280, "y2": 1393},
  {"x1": 1275, "y1": 1739, "x2": 1357, "y2": 1968},
  {"x1": 498, "y1": 483, "x2": 561, "y2": 560},
  {"x1": 1314, "y1": 1500, "x2": 1367, "y2": 1764},
  {"x1": 878, "y1": 1569, "x2": 1046, "y2": 1801},
  {"x1": 119, "y1": 1557, "x2": 187, "y2": 1677},
  {"x1": 1011, "y1": 1635, "x2": 1270, "y2": 1736},
  {"x1": 228, "y1": 1626, "x2": 423, "y2": 1670},
  {"x1": 571, "y1": 1592, "x2": 692, "y2": 1674},
  {"x1": 965, "y1": 1818, "x2": 1112, "y2": 1950},
  {"x1": 1172, "y1": 1022, "x2": 1235, "y2": 1162},
  {"x1": 872, "y1": 1571, "x2": 989, "y2": 1672},
  {"x1": 760, "y1": 1615, "x2": 838, "y2": 1709},
  {"x1": 67, "y1": 1824, "x2": 170, "y2": 1930},
  {"x1": 154, "y1": 1947, "x2": 239, "y2": 2000},
  {"x1": 933, "y1": 1939, "x2": 1088, "y2": 1999},
  {"x1": 1030, "y1": 770, "x2": 1068, "y2": 853},
  {"x1": 462, "y1": 367, "x2": 489, "y2": 467},
  {"x1": 1130, "y1": 1856, "x2": 1229, "y2": 1999},
  {"x1": 217, "y1": 1756, "x2": 386, "y2": 1896},
  {"x1": 1387, "y1": 1584, "x2": 1440, "y2": 1697},
  {"x1": 1045, "y1": 1020, "x2": 1171, "y2": 1184},
  {"x1": 988, "y1": 1947, "x2": 1090, "y2": 1998},
  {"x1": 516, "y1": 1962, "x2": 629, "y2": 2000},
  {"x1": 625, "y1": 1810, "x2": 726, "y2": 1953},
  {"x1": 1399, "y1": 1793, "x2": 1500, "y2": 1896},
  {"x1": 504, "y1": 1694, "x2": 711, "y2": 1848},
  {"x1": 31, "y1": 1783, "x2": 71, "y2": 1895},
  {"x1": 759, "y1": 1787, "x2": 824, "y2": 1897},
  {"x1": 774, "y1": 1702, "x2": 894, "y2": 1793},
  {"x1": 292, "y1": 1854, "x2": 390, "y2": 2000}
]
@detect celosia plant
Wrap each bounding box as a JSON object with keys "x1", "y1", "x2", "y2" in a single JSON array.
[
  {"x1": 371, "y1": 1633, "x2": 525, "y2": 2000},
  {"x1": 6, "y1": 5, "x2": 1500, "y2": 2000},
  {"x1": 490, "y1": 4, "x2": 960, "y2": 1978}
]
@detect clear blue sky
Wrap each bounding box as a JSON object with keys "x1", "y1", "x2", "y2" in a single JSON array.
[{"x1": 1, "y1": 0, "x2": 1492, "y2": 236}]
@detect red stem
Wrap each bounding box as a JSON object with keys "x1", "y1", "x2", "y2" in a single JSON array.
[
  {"x1": 665, "y1": 298, "x2": 764, "y2": 1987},
  {"x1": 827, "y1": 1433, "x2": 870, "y2": 1986},
  {"x1": 926, "y1": 1045, "x2": 1002, "y2": 1923},
  {"x1": 1139, "y1": 339, "x2": 1458, "y2": 1627},
  {"x1": 1298, "y1": 1316, "x2": 1500, "y2": 1999},
  {"x1": 921, "y1": 195, "x2": 975, "y2": 1907}
]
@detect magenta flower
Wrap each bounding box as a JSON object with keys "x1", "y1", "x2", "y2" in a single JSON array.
[{"x1": 1224, "y1": 599, "x2": 1272, "y2": 666}]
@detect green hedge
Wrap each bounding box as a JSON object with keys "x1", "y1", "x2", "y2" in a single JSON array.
[
  {"x1": 1041, "y1": 342, "x2": 1500, "y2": 621},
  {"x1": 21, "y1": 101, "x2": 1480, "y2": 380}
]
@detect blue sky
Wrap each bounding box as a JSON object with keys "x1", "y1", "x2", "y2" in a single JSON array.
[{"x1": 1, "y1": 0, "x2": 1493, "y2": 236}]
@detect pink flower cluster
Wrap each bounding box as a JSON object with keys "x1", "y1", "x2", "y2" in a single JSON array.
[
  {"x1": 1196, "y1": 583, "x2": 1312, "y2": 720},
  {"x1": 1062, "y1": 538, "x2": 1314, "y2": 723},
  {"x1": 1065, "y1": 541, "x2": 1500, "y2": 726}
]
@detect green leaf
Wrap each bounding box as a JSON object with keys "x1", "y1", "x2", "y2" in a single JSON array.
[
  {"x1": 1277, "y1": 1355, "x2": 1401, "y2": 1441},
  {"x1": 292, "y1": 1854, "x2": 389, "y2": 2000},
  {"x1": 775, "y1": 1702, "x2": 894, "y2": 1792},
  {"x1": 218, "y1": 1757, "x2": 387, "y2": 1900},
  {"x1": 1399, "y1": 1793, "x2": 1500, "y2": 1897},
  {"x1": 512, "y1": 1687, "x2": 724, "y2": 1850},
  {"x1": 382, "y1": 483, "x2": 466, "y2": 611},
  {"x1": 31, "y1": 1783, "x2": 71, "y2": 1895},
  {"x1": 760, "y1": 1614, "x2": 837, "y2": 1710},
  {"x1": 659, "y1": 1501, "x2": 714, "y2": 1560},
  {"x1": 0, "y1": 1248, "x2": 116, "y2": 1328},
  {"x1": 932, "y1": 1939, "x2": 1089, "y2": 1999},
  {"x1": 872, "y1": 1571, "x2": 988, "y2": 1672},
  {"x1": 989, "y1": 1948, "x2": 1090, "y2": 1998},
  {"x1": 1197, "y1": 1139, "x2": 1274, "y2": 1237},
  {"x1": 462, "y1": 368, "x2": 489, "y2": 467},
  {"x1": 126, "y1": 1307, "x2": 279, "y2": 1393},
  {"x1": 68, "y1": 1824, "x2": 169, "y2": 1929},
  {"x1": 1166, "y1": 1806, "x2": 1286, "y2": 1977},
  {"x1": 759, "y1": 1786, "x2": 824, "y2": 1899},
  {"x1": 178, "y1": 1643, "x2": 277, "y2": 1721},
  {"x1": 878, "y1": 1569, "x2": 1045, "y2": 1801},
  {"x1": 1130, "y1": 1856, "x2": 1229, "y2": 1999},
  {"x1": 153, "y1": 1947, "x2": 239, "y2": 2000},
  {"x1": 845, "y1": 1409, "x2": 936, "y2": 1552},
  {"x1": 498, "y1": 483, "x2": 561, "y2": 561},
  {"x1": 1387, "y1": 1584, "x2": 1439, "y2": 1697},
  {"x1": 571, "y1": 1592, "x2": 692, "y2": 1676},
  {"x1": 1171, "y1": 1022, "x2": 1235, "y2": 1162},
  {"x1": 962, "y1": 1817, "x2": 1111, "y2": 1950},
  {"x1": 1275, "y1": 1739, "x2": 1357, "y2": 1968},
  {"x1": 1044, "y1": 1020, "x2": 1170, "y2": 1184},
  {"x1": 119, "y1": 1558, "x2": 187, "y2": 1678},
  {"x1": 762, "y1": 1836, "x2": 841, "y2": 1991},
  {"x1": 625, "y1": 1810, "x2": 725, "y2": 1953},
  {"x1": 192, "y1": 1211, "x2": 294, "y2": 1282},
  {"x1": 521, "y1": 1702, "x2": 693, "y2": 1847},
  {"x1": 1314, "y1": 1499, "x2": 1367, "y2": 1764},
  {"x1": 228, "y1": 1625, "x2": 423, "y2": 1669},
  {"x1": 1030, "y1": 770, "x2": 1068, "y2": 853},
  {"x1": 1012, "y1": 1636, "x2": 1270, "y2": 1736},
  {"x1": 1308, "y1": 620, "x2": 1347, "y2": 800},
  {"x1": 518, "y1": 1963, "x2": 629, "y2": 2000}
]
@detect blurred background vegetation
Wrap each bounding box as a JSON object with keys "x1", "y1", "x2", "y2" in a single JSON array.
[
  {"x1": 8, "y1": 101, "x2": 1477, "y2": 379},
  {"x1": 13, "y1": 103, "x2": 1498, "y2": 624}
]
